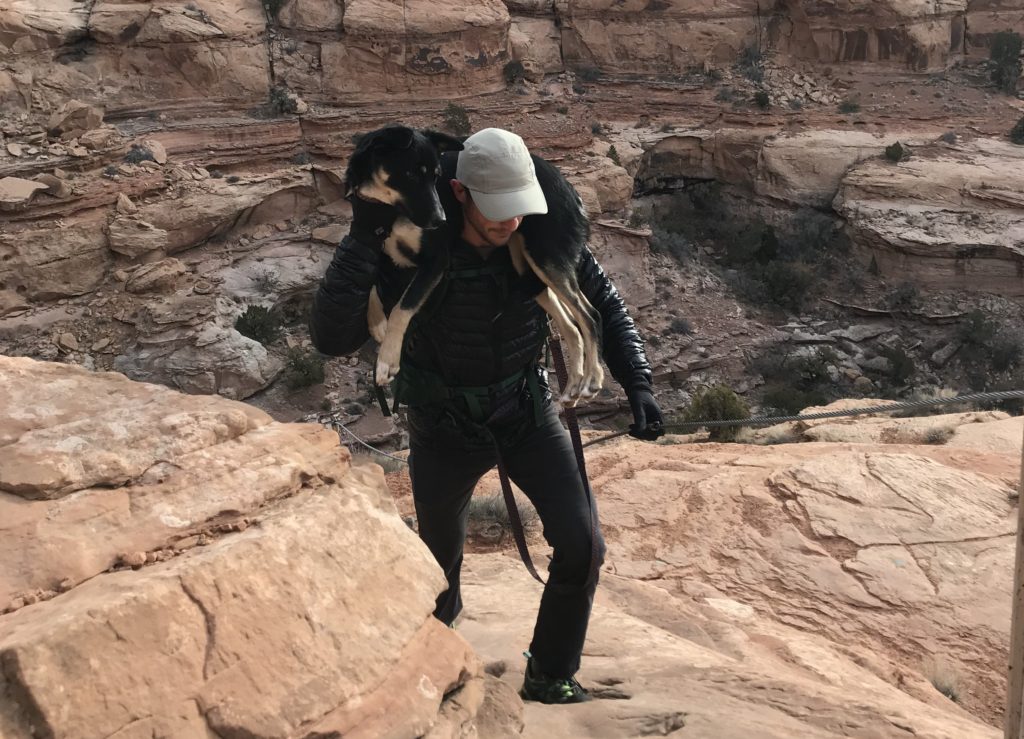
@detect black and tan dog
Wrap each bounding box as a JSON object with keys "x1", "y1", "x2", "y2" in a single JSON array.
[{"x1": 344, "y1": 125, "x2": 603, "y2": 404}]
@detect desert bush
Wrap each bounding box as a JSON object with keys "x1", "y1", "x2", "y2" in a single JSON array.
[
  {"x1": 590, "y1": 121, "x2": 604, "y2": 135},
  {"x1": 606, "y1": 145, "x2": 621, "y2": 165},
  {"x1": 878, "y1": 344, "x2": 916, "y2": 385},
  {"x1": 466, "y1": 493, "x2": 539, "y2": 543},
  {"x1": 503, "y1": 60, "x2": 525, "y2": 85},
  {"x1": 885, "y1": 141, "x2": 907, "y2": 162},
  {"x1": 752, "y1": 345, "x2": 837, "y2": 414},
  {"x1": 262, "y1": 0, "x2": 286, "y2": 18},
  {"x1": 989, "y1": 30, "x2": 1023, "y2": 95},
  {"x1": 283, "y1": 348, "x2": 325, "y2": 389},
  {"x1": 251, "y1": 267, "x2": 281, "y2": 293},
  {"x1": 235, "y1": 305, "x2": 282, "y2": 345},
  {"x1": 576, "y1": 66, "x2": 601, "y2": 82},
  {"x1": 939, "y1": 131, "x2": 958, "y2": 144},
  {"x1": 887, "y1": 282, "x2": 920, "y2": 311},
  {"x1": 124, "y1": 144, "x2": 155, "y2": 164},
  {"x1": 666, "y1": 317, "x2": 693, "y2": 335},
  {"x1": 738, "y1": 45, "x2": 764, "y2": 83},
  {"x1": 684, "y1": 385, "x2": 750, "y2": 441},
  {"x1": 442, "y1": 102, "x2": 471, "y2": 136},
  {"x1": 838, "y1": 98, "x2": 860, "y2": 113},
  {"x1": 754, "y1": 90, "x2": 770, "y2": 109},
  {"x1": 268, "y1": 86, "x2": 298, "y2": 115},
  {"x1": 290, "y1": 151, "x2": 310, "y2": 165},
  {"x1": 1011, "y1": 116, "x2": 1024, "y2": 145}
]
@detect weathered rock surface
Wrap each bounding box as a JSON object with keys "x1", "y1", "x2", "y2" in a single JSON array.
[
  {"x1": 438, "y1": 410, "x2": 1022, "y2": 735},
  {"x1": 0, "y1": 355, "x2": 519, "y2": 738},
  {"x1": 834, "y1": 138, "x2": 1024, "y2": 297}
]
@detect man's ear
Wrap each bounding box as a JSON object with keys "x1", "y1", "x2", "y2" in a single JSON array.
[
  {"x1": 425, "y1": 129, "x2": 465, "y2": 152},
  {"x1": 450, "y1": 179, "x2": 468, "y2": 204}
]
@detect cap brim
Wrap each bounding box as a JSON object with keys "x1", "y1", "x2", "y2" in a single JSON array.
[{"x1": 470, "y1": 182, "x2": 548, "y2": 222}]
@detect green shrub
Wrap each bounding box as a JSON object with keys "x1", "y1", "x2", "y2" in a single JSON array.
[
  {"x1": 667, "y1": 317, "x2": 693, "y2": 335},
  {"x1": 1011, "y1": 116, "x2": 1024, "y2": 145},
  {"x1": 269, "y1": 86, "x2": 298, "y2": 115},
  {"x1": 124, "y1": 144, "x2": 155, "y2": 164},
  {"x1": 250, "y1": 267, "x2": 281, "y2": 293},
  {"x1": 838, "y1": 99, "x2": 860, "y2": 113},
  {"x1": 576, "y1": 66, "x2": 601, "y2": 82},
  {"x1": 503, "y1": 60, "x2": 525, "y2": 85},
  {"x1": 957, "y1": 310, "x2": 998, "y2": 347},
  {"x1": 989, "y1": 31, "x2": 1023, "y2": 95},
  {"x1": 466, "y1": 493, "x2": 539, "y2": 543},
  {"x1": 738, "y1": 45, "x2": 764, "y2": 83},
  {"x1": 887, "y1": 282, "x2": 919, "y2": 311},
  {"x1": 591, "y1": 121, "x2": 604, "y2": 135},
  {"x1": 761, "y1": 386, "x2": 827, "y2": 415},
  {"x1": 606, "y1": 145, "x2": 621, "y2": 165},
  {"x1": 754, "y1": 90, "x2": 770, "y2": 109},
  {"x1": 684, "y1": 385, "x2": 750, "y2": 441},
  {"x1": 235, "y1": 305, "x2": 282, "y2": 345},
  {"x1": 879, "y1": 345, "x2": 916, "y2": 385},
  {"x1": 939, "y1": 131, "x2": 958, "y2": 144},
  {"x1": 441, "y1": 102, "x2": 471, "y2": 136},
  {"x1": 283, "y1": 348, "x2": 325, "y2": 389},
  {"x1": 885, "y1": 141, "x2": 906, "y2": 162},
  {"x1": 262, "y1": 0, "x2": 286, "y2": 18},
  {"x1": 555, "y1": 105, "x2": 569, "y2": 115}
]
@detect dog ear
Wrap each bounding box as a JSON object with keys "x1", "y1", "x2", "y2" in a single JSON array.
[
  {"x1": 373, "y1": 126, "x2": 414, "y2": 151},
  {"x1": 423, "y1": 129, "x2": 465, "y2": 152}
]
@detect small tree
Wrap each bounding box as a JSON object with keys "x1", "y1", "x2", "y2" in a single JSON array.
[
  {"x1": 441, "y1": 102, "x2": 471, "y2": 137},
  {"x1": 1011, "y1": 116, "x2": 1024, "y2": 145},
  {"x1": 684, "y1": 385, "x2": 749, "y2": 442},
  {"x1": 502, "y1": 60, "x2": 525, "y2": 85},
  {"x1": 990, "y1": 31, "x2": 1023, "y2": 95},
  {"x1": 606, "y1": 145, "x2": 621, "y2": 165},
  {"x1": 235, "y1": 305, "x2": 282, "y2": 345},
  {"x1": 885, "y1": 141, "x2": 906, "y2": 162}
]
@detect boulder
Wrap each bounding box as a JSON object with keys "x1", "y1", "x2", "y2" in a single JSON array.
[{"x1": 0, "y1": 356, "x2": 516, "y2": 738}]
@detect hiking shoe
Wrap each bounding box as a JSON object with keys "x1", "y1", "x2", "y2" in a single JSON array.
[{"x1": 519, "y1": 653, "x2": 592, "y2": 704}]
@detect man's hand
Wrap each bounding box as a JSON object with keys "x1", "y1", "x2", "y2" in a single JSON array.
[{"x1": 627, "y1": 387, "x2": 664, "y2": 440}]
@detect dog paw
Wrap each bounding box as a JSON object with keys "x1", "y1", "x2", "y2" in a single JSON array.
[{"x1": 375, "y1": 358, "x2": 400, "y2": 385}]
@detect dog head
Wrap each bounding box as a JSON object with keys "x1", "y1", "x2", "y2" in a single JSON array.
[{"x1": 345, "y1": 126, "x2": 464, "y2": 229}]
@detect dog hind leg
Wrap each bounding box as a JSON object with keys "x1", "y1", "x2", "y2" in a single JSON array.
[
  {"x1": 516, "y1": 244, "x2": 604, "y2": 400},
  {"x1": 535, "y1": 288, "x2": 587, "y2": 405},
  {"x1": 367, "y1": 286, "x2": 387, "y2": 344},
  {"x1": 376, "y1": 251, "x2": 445, "y2": 385}
]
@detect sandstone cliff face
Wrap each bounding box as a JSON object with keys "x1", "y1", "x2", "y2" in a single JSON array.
[{"x1": 0, "y1": 355, "x2": 521, "y2": 738}]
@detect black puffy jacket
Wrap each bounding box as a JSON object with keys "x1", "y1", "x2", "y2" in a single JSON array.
[{"x1": 309, "y1": 169, "x2": 654, "y2": 409}]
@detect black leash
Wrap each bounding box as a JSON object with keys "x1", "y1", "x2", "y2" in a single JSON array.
[{"x1": 495, "y1": 335, "x2": 601, "y2": 587}]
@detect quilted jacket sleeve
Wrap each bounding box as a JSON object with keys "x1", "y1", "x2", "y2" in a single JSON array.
[
  {"x1": 309, "y1": 235, "x2": 381, "y2": 357},
  {"x1": 576, "y1": 246, "x2": 654, "y2": 392}
]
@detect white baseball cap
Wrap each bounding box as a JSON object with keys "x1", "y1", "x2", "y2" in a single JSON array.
[{"x1": 455, "y1": 128, "x2": 548, "y2": 222}]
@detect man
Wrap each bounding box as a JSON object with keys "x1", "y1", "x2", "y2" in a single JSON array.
[{"x1": 310, "y1": 128, "x2": 663, "y2": 704}]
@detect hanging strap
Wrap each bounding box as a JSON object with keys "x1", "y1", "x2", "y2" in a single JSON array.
[{"x1": 495, "y1": 335, "x2": 600, "y2": 587}]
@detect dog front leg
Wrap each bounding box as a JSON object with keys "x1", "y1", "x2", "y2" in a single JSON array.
[{"x1": 375, "y1": 253, "x2": 445, "y2": 386}]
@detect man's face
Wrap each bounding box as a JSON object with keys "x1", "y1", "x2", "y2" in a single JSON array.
[{"x1": 452, "y1": 180, "x2": 522, "y2": 248}]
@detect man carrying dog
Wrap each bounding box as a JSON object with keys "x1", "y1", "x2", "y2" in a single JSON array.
[{"x1": 310, "y1": 128, "x2": 663, "y2": 704}]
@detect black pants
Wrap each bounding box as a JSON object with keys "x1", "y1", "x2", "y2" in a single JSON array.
[{"x1": 408, "y1": 400, "x2": 606, "y2": 679}]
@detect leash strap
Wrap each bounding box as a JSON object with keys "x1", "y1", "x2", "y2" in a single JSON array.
[
  {"x1": 496, "y1": 452, "x2": 546, "y2": 584},
  {"x1": 495, "y1": 335, "x2": 601, "y2": 587},
  {"x1": 544, "y1": 336, "x2": 601, "y2": 587}
]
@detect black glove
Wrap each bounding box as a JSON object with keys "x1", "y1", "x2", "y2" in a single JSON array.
[{"x1": 627, "y1": 387, "x2": 664, "y2": 440}]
